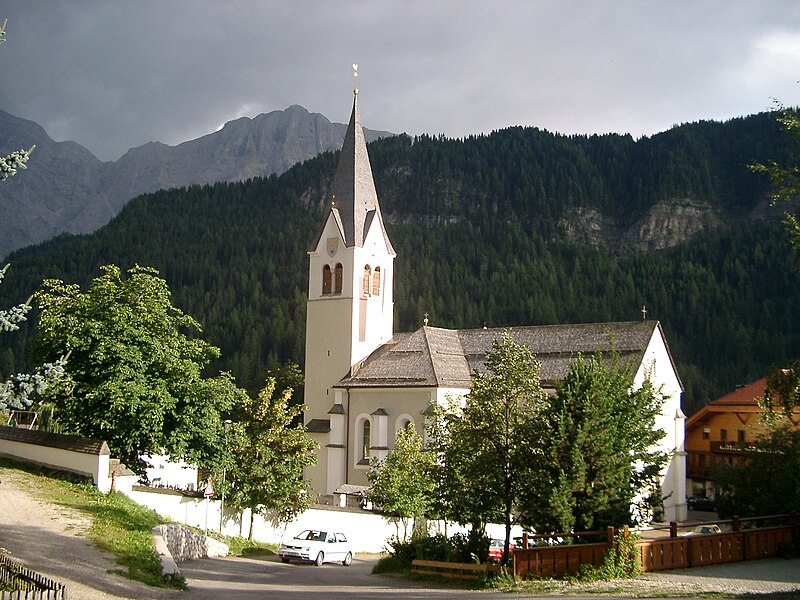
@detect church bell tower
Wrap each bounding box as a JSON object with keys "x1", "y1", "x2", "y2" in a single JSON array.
[{"x1": 303, "y1": 80, "x2": 396, "y2": 495}]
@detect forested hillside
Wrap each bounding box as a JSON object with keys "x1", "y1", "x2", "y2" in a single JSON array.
[{"x1": 2, "y1": 111, "x2": 799, "y2": 415}]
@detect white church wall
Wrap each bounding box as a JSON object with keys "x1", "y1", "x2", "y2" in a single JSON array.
[{"x1": 634, "y1": 327, "x2": 687, "y2": 522}]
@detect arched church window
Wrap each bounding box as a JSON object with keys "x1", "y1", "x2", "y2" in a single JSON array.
[
  {"x1": 361, "y1": 419, "x2": 371, "y2": 461},
  {"x1": 363, "y1": 265, "x2": 371, "y2": 296},
  {"x1": 322, "y1": 265, "x2": 332, "y2": 295},
  {"x1": 334, "y1": 263, "x2": 343, "y2": 294},
  {"x1": 372, "y1": 266, "x2": 381, "y2": 296}
]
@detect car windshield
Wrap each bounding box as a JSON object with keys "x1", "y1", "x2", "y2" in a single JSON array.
[{"x1": 295, "y1": 530, "x2": 327, "y2": 542}]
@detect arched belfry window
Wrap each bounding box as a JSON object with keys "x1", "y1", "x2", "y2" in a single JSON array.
[
  {"x1": 363, "y1": 265, "x2": 371, "y2": 296},
  {"x1": 372, "y1": 266, "x2": 381, "y2": 296},
  {"x1": 334, "y1": 263, "x2": 343, "y2": 294},
  {"x1": 322, "y1": 265, "x2": 332, "y2": 295}
]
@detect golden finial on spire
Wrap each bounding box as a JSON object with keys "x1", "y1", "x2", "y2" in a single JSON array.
[
  {"x1": 352, "y1": 63, "x2": 359, "y2": 95},
  {"x1": 423, "y1": 312, "x2": 429, "y2": 327}
]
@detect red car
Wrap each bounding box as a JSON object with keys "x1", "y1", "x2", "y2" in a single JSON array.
[{"x1": 488, "y1": 538, "x2": 515, "y2": 561}]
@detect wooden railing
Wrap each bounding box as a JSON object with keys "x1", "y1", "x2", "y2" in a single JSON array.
[
  {"x1": 513, "y1": 514, "x2": 798, "y2": 579},
  {"x1": 512, "y1": 527, "x2": 614, "y2": 579},
  {"x1": 411, "y1": 559, "x2": 502, "y2": 580}
]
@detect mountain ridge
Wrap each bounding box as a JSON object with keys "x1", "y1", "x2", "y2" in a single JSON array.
[{"x1": 0, "y1": 105, "x2": 392, "y2": 259}]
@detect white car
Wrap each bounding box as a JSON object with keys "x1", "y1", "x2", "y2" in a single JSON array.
[
  {"x1": 278, "y1": 529, "x2": 354, "y2": 566},
  {"x1": 683, "y1": 524, "x2": 722, "y2": 536}
]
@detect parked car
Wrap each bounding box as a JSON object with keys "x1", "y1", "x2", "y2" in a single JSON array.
[
  {"x1": 683, "y1": 524, "x2": 722, "y2": 536},
  {"x1": 488, "y1": 538, "x2": 515, "y2": 561},
  {"x1": 692, "y1": 524, "x2": 722, "y2": 534},
  {"x1": 278, "y1": 529, "x2": 354, "y2": 566}
]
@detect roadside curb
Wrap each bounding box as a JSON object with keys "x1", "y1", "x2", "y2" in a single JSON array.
[{"x1": 151, "y1": 528, "x2": 180, "y2": 576}]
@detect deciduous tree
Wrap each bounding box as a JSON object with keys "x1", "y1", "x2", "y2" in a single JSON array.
[
  {"x1": 715, "y1": 422, "x2": 800, "y2": 517},
  {"x1": 34, "y1": 264, "x2": 244, "y2": 473},
  {"x1": 225, "y1": 377, "x2": 317, "y2": 539},
  {"x1": 368, "y1": 423, "x2": 435, "y2": 541},
  {"x1": 430, "y1": 332, "x2": 547, "y2": 563}
]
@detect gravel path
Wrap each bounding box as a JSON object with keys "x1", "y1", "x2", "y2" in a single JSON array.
[
  {"x1": 0, "y1": 466, "x2": 797, "y2": 598},
  {"x1": 0, "y1": 468, "x2": 181, "y2": 600}
]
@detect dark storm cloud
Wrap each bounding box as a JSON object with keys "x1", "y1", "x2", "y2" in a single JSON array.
[{"x1": 1, "y1": 1, "x2": 799, "y2": 161}]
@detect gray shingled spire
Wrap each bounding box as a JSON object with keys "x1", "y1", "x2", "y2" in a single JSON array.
[{"x1": 328, "y1": 92, "x2": 395, "y2": 253}]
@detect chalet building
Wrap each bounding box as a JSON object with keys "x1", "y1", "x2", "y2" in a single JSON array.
[
  {"x1": 303, "y1": 87, "x2": 688, "y2": 523},
  {"x1": 685, "y1": 377, "x2": 800, "y2": 501}
]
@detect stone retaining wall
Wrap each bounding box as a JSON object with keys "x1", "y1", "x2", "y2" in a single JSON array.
[{"x1": 153, "y1": 524, "x2": 229, "y2": 562}]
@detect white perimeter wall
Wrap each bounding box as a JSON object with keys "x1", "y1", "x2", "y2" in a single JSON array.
[
  {"x1": 0, "y1": 439, "x2": 110, "y2": 492},
  {"x1": 122, "y1": 486, "x2": 526, "y2": 553}
]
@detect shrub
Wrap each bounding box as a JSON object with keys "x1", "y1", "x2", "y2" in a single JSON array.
[
  {"x1": 448, "y1": 530, "x2": 490, "y2": 563},
  {"x1": 571, "y1": 533, "x2": 641, "y2": 582}
]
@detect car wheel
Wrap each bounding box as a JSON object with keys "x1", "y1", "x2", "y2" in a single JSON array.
[
  {"x1": 342, "y1": 552, "x2": 352, "y2": 566},
  {"x1": 314, "y1": 552, "x2": 324, "y2": 567},
  {"x1": 280, "y1": 557, "x2": 290, "y2": 563}
]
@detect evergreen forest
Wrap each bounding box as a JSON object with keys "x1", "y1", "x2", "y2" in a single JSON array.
[{"x1": 2, "y1": 110, "x2": 800, "y2": 415}]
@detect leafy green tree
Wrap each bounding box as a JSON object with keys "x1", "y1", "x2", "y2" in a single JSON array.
[
  {"x1": 762, "y1": 362, "x2": 800, "y2": 415},
  {"x1": 526, "y1": 350, "x2": 667, "y2": 533},
  {"x1": 430, "y1": 332, "x2": 547, "y2": 564},
  {"x1": 716, "y1": 422, "x2": 800, "y2": 517},
  {"x1": 750, "y1": 107, "x2": 800, "y2": 251},
  {"x1": 225, "y1": 377, "x2": 317, "y2": 539},
  {"x1": 367, "y1": 423, "x2": 435, "y2": 542},
  {"x1": 33, "y1": 264, "x2": 244, "y2": 473}
]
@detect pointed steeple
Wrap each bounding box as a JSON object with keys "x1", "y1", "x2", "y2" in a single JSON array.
[{"x1": 329, "y1": 91, "x2": 394, "y2": 253}]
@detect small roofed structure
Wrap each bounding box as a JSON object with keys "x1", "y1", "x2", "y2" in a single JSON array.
[{"x1": 0, "y1": 425, "x2": 112, "y2": 492}]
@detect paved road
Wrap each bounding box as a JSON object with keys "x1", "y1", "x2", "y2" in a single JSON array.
[
  {"x1": 179, "y1": 552, "x2": 800, "y2": 599},
  {"x1": 180, "y1": 554, "x2": 486, "y2": 599}
]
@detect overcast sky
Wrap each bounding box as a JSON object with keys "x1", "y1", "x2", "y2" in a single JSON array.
[{"x1": 2, "y1": 1, "x2": 800, "y2": 162}]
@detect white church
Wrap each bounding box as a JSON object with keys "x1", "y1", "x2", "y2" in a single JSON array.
[{"x1": 303, "y1": 88, "x2": 688, "y2": 523}]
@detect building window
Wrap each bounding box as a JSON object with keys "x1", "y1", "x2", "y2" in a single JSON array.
[
  {"x1": 334, "y1": 263, "x2": 343, "y2": 294},
  {"x1": 363, "y1": 265, "x2": 371, "y2": 296},
  {"x1": 738, "y1": 429, "x2": 746, "y2": 443},
  {"x1": 372, "y1": 266, "x2": 381, "y2": 296},
  {"x1": 702, "y1": 427, "x2": 710, "y2": 440},
  {"x1": 361, "y1": 419, "x2": 371, "y2": 462},
  {"x1": 322, "y1": 265, "x2": 332, "y2": 295},
  {"x1": 720, "y1": 428, "x2": 727, "y2": 441}
]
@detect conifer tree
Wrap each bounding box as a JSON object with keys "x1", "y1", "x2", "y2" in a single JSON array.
[
  {"x1": 525, "y1": 350, "x2": 667, "y2": 532},
  {"x1": 0, "y1": 20, "x2": 65, "y2": 413}
]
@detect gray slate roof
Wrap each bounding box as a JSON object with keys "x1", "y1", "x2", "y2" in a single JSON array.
[
  {"x1": 337, "y1": 321, "x2": 675, "y2": 390},
  {"x1": 310, "y1": 93, "x2": 395, "y2": 254},
  {"x1": 0, "y1": 425, "x2": 110, "y2": 455}
]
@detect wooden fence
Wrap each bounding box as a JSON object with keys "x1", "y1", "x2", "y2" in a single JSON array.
[
  {"x1": 513, "y1": 514, "x2": 798, "y2": 579},
  {"x1": 0, "y1": 554, "x2": 66, "y2": 599},
  {"x1": 411, "y1": 559, "x2": 502, "y2": 580}
]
